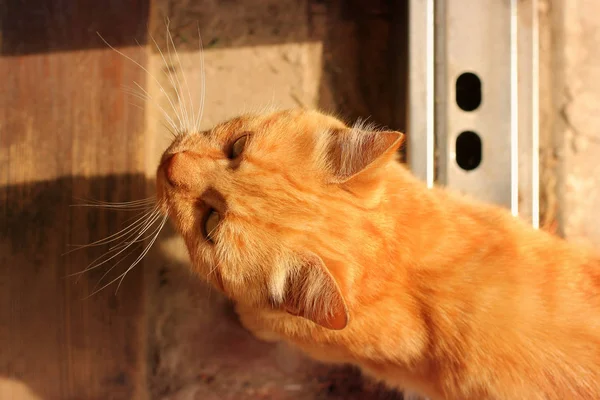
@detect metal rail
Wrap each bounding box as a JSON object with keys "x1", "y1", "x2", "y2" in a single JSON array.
[{"x1": 408, "y1": 0, "x2": 540, "y2": 227}]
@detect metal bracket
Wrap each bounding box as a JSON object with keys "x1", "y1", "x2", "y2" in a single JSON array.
[{"x1": 408, "y1": 0, "x2": 540, "y2": 227}]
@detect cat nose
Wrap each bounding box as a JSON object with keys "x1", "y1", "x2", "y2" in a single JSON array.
[
  {"x1": 162, "y1": 152, "x2": 190, "y2": 187},
  {"x1": 163, "y1": 153, "x2": 176, "y2": 185}
]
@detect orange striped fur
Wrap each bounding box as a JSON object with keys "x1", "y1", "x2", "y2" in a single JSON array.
[{"x1": 156, "y1": 108, "x2": 600, "y2": 399}]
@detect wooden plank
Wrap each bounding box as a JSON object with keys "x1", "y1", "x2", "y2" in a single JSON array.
[{"x1": 0, "y1": 1, "x2": 150, "y2": 399}]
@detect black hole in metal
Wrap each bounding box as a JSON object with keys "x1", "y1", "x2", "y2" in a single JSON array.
[
  {"x1": 456, "y1": 131, "x2": 482, "y2": 171},
  {"x1": 456, "y1": 72, "x2": 482, "y2": 111}
]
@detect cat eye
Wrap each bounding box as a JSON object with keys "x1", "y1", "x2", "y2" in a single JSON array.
[
  {"x1": 229, "y1": 134, "x2": 249, "y2": 159},
  {"x1": 203, "y1": 208, "x2": 221, "y2": 243}
]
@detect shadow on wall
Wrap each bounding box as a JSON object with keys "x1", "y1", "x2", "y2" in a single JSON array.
[
  {"x1": 0, "y1": 175, "x2": 148, "y2": 399},
  {"x1": 0, "y1": 174, "x2": 405, "y2": 400},
  {"x1": 0, "y1": 0, "x2": 150, "y2": 54}
]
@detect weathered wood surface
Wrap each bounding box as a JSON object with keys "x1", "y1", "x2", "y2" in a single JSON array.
[{"x1": 0, "y1": 1, "x2": 150, "y2": 399}]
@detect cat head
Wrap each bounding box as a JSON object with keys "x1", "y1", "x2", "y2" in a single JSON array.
[{"x1": 156, "y1": 109, "x2": 404, "y2": 330}]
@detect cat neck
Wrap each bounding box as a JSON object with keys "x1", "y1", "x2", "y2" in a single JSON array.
[{"x1": 377, "y1": 163, "x2": 560, "y2": 269}]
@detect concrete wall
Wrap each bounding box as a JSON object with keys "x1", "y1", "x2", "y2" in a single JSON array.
[{"x1": 550, "y1": 0, "x2": 600, "y2": 245}]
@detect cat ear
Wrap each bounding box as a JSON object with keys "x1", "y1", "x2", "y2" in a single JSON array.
[
  {"x1": 326, "y1": 128, "x2": 404, "y2": 183},
  {"x1": 281, "y1": 252, "x2": 349, "y2": 330}
]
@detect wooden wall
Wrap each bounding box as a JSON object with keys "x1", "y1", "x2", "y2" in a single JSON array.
[{"x1": 0, "y1": 1, "x2": 150, "y2": 399}]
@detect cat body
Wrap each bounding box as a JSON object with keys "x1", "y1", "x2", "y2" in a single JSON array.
[{"x1": 156, "y1": 108, "x2": 600, "y2": 400}]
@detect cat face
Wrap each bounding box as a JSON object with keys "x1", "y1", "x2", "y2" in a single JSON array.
[{"x1": 156, "y1": 109, "x2": 403, "y2": 330}]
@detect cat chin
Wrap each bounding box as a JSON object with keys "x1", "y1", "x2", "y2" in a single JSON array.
[
  {"x1": 243, "y1": 326, "x2": 281, "y2": 344},
  {"x1": 402, "y1": 391, "x2": 429, "y2": 400},
  {"x1": 359, "y1": 368, "x2": 431, "y2": 400},
  {"x1": 234, "y1": 303, "x2": 281, "y2": 343}
]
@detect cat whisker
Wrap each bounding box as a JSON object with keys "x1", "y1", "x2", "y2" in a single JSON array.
[
  {"x1": 206, "y1": 260, "x2": 225, "y2": 300},
  {"x1": 114, "y1": 215, "x2": 168, "y2": 293},
  {"x1": 152, "y1": 18, "x2": 195, "y2": 134},
  {"x1": 115, "y1": 19, "x2": 207, "y2": 137},
  {"x1": 164, "y1": 19, "x2": 194, "y2": 133},
  {"x1": 108, "y1": 230, "x2": 161, "y2": 250},
  {"x1": 123, "y1": 88, "x2": 179, "y2": 139},
  {"x1": 98, "y1": 32, "x2": 186, "y2": 135},
  {"x1": 66, "y1": 207, "x2": 160, "y2": 254},
  {"x1": 206, "y1": 225, "x2": 219, "y2": 242},
  {"x1": 107, "y1": 214, "x2": 168, "y2": 251},
  {"x1": 71, "y1": 209, "x2": 163, "y2": 278},
  {"x1": 89, "y1": 228, "x2": 156, "y2": 290},
  {"x1": 73, "y1": 241, "x2": 142, "y2": 284},
  {"x1": 86, "y1": 215, "x2": 167, "y2": 297},
  {"x1": 147, "y1": 29, "x2": 188, "y2": 135},
  {"x1": 207, "y1": 261, "x2": 221, "y2": 280},
  {"x1": 123, "y1": 82, "x2": 177, "y2": 132},
  {"x1": 70, "y1": 204, "x2": 155, "y2": 211},
  {"x1": 158, "y1": 123, "x2": 178, "y2": 139},
  {"x1": 69, "y1": 211, "x2": 162, "y2": 278},
  {"x1": 123, "y1": 82, "x2": 180, "y2": 133},
  {"x1": 78, "y1": 23, "x2": 193, "y2": 297},
  {"x1": 151, "y1": 19, "x2": 207, "y2": 135},
  {"x1": 73, "y1": 196, "x2": 156, "y2": 206},
  {"x1": 194, "y1": 23, "x2": 206, "y2": 132},
  {"x1": 84, "y1": 242, "x2": 144, "y2": 290},
  {"x1": 69, "y1": 198, "x2": 156, "y2": 214},
  {"x1": 175, "y1": 22, "x2": 199, "y2": 133},
  {"x1": 119, "y1": 207, "x2": 162, "y2": 227},
  {"x1": 131, "y1": 33, "x2": 187, "y2": 139}
]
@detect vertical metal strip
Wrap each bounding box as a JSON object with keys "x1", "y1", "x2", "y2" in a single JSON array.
[
  {"x1": 531, "y1": 0, "x2": 540, "y2": 228},
  {"x1": 425, "y1": 0, "x2": 435, "y2": 188},
  {"x1": 408, "y1": 0, "x2": 435, "y2": 187},
  {"x1": 510, "y1": 0, "x2": 520, "y2": 216},
  {"x1": 434, "y1": 0, "x2": 448, "y2": 187}
]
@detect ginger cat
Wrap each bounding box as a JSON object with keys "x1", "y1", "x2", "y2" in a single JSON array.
[{"x1": 156, "y1": 108, "x2": 600, "y2": 400}]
